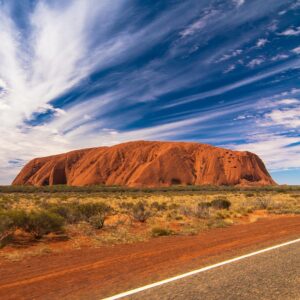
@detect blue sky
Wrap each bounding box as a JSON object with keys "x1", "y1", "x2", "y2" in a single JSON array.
[{"x1": 0, "y1": 0, "x2": 300, "y2": 185}]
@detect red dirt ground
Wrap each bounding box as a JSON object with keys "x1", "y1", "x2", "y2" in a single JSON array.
[{"x1": 0, "y1": 215, "x2": 299, "y2": 300}]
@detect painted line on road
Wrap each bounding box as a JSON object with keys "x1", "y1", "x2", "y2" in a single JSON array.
[{"x1": 103, "y1": 237, "x2": 300, "y2": 299}]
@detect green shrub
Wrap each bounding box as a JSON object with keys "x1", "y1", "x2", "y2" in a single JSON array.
[
  {"x1": 48, "y1": 205, "x2": 71, "y2": 219},
  {"x1": 26, "y1": 211, "x2": 64, "y2": 238},
  {"x1": 211, "y1": 198, "x2": 231, "y2": 210},
  {"x1": 47, "y1": 202, "x2": 111, "y2": 224},
  {"x1": 70, "y1": 202, "x2": 110, "y2": 221},
  {"x1": 0, "y1": 209, "x2": 64, "y2": 243},
  {"x1": 151, "y1": 227, "x2": 173, "y2": 237},
  {"x1": 0, "y1": 209, "x2": 29, "y2": 246},
  {"x1": 6, "y1": 209, "x2": 28, "y2": 227}
]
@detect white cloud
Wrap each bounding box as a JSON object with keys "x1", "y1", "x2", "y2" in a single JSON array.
[
  {"x1": 263, "y1": 107, "x2": 300, "y2": 128},
  {"x1": 279, "y1": 27, "x2": 300, "y2": 36},
  {"x1": 292, "y1": 46, "x2": 300, "y2": 54},
  {"x1": 164, "y1": 61, "x2": 300, "y2": 109},
  {"x1": 217, "y1": 49, "x2": 243, "y2": 63},
  {"x1": 223, "y1": 64, "x2": 236, "y2": 73},
  {"x1": 179, "y1": 10, "x2": 218, "y2": 37},
  {"x1": 278, "y1": 10, "x2": 287, "y2": 16},
  {"x1": 256, "y1": 38, "x2": 268, "y2": 48},
  {"x1": 180, "y1": 19, "x2": 206, "y2": 37},
  {"x1": 234, "y1": 114, "x2": 253, "y2": 120},
  {"x1": 231, "y1": 97, "x2": 300, "y2": 171},
  {"x1": 291, "y1": 0, "x2": 300, "y2": 9},
  {"x1": 247, "y1": 57, "x2": 265, "y2": 68},
  {"x1": 277, "y1": 98, "x2": 299, "y2": 105},
  {"x1": 234, "y1": 134, "x2": 300, "y2": 170},
  {"x1": 0, "y1": 78, "x2": 7, "y2": 89},
  {"x1": 271, "y1": 54, "x2": 289, "y2": 61},
  {"x1": 233, "y1": 0, "x2": 245, "y2": 7},
  {"x1": 291, "y1": 88, "x2": 300, "y2": 94},
  {"x1": 0, "y1": 0, "x2": 129, "y2": 126},
  {"x1": 267, "y1": 21, "x2": 278, "y2": 32}
]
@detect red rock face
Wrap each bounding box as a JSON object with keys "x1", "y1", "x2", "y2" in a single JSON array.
[{"x1": 12, "y1": 141, "x2": 276, "y2": 187}]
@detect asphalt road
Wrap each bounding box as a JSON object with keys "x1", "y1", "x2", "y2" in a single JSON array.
[{"x1": 125, "y1": 240, "x2": 300, "y2": 300}]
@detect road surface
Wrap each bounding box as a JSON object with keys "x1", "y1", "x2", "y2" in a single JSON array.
[{"x1": 118, "y1": 239, "x2": 300, "y2": 300}]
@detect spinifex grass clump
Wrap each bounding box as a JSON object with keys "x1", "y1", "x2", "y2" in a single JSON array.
[
  {"x1": 194, "y1": 202, "x2": 211, "y2": 219},
  {"x1": 131, "y1": 201, "x2": 151, "y2": 222}
]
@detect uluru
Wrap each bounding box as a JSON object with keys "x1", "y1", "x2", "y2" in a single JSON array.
[{"x1": 12, "y1": 141, "x2": 276, "y2": 187}]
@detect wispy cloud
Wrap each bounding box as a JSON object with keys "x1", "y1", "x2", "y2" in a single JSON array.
[
  {"x1": 223, "y1": 64, "x2": 236, "y2": 73},
  {"x1": 263, "y1": 107, "x2": 300, "y2": 128},
  {"x1": 233, "y1": 0, "x2": 246, "y2": 7},
  {"x1": 271, "y1": 54, "x2": 289, "y2": 61},
  {"x1": 231, "y1": 96, "x2": 300, "y2": 170},
  {"x1": 277, "y1": 98, "x2": 299, "y2": 105},
  {"x1": 164, "y1": 59, "x2": 300, "y2": 109},
  {"x1": 292, "y1": 46, "x2": 300, "y2": 54},
  {"x1": 247, "y1": 57, "x2": 265, "y2": 68},
  {"x1": 216, "y1": 49, "x2": 243, "y2": 63},
  {"x1": 179, "y1": 9, "x2": 218, "y2": 38},
  {"x1": 234, "y1": 134, "x2": 300, "y2": 170},
  {"x1": 279, "y1": 27, "x2": 300, "y2": 36},
  {"x1": 256, "y1": 38, "x2": 268, "y2": 48}
]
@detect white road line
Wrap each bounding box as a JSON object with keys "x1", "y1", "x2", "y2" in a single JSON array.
[{"x1": 103, "y1": 237, "x2": 300, "y2": 300}]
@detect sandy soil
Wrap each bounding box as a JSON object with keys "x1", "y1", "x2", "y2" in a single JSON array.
[{"x1": 0, "y1": 215, "x2": 299, "y2": 300}]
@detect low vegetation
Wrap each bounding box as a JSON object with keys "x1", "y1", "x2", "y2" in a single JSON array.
[
  {"x1": 0, "y1": 209, "x2": 64, "y2": 245},
  {"x1": 0, "y1": 185, "x2": 299, "y2": 255},
  {"x1": 151, "y1": 227, "x2": 174, "y2": 237}
]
